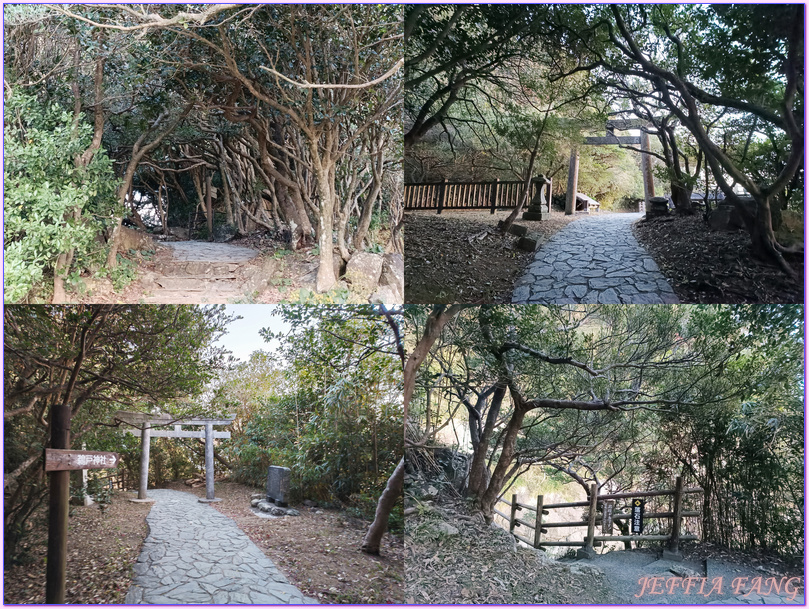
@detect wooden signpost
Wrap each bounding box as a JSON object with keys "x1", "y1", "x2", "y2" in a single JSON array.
[
  {"x1": 45, "y1": 445, "x2": 119, "y2": 603},
  {"x1": 45, "y1": 449, "x2": 120, "y2": 471},
  {"x1": 602, "y1": 499, "x2": 615, "y2": 534},
  {"x1": 631, "y1": 498, "x2": 645, "y2": 534}
]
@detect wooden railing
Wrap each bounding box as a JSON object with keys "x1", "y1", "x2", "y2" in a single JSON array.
[
  {"x1": 404, "y1": 177, "x2": 551, "y2": 214},
  {"x1": 495, "y1": 476, "x2": 702, "y2": 558}
]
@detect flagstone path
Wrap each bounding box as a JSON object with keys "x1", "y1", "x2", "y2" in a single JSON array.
[
  {"x1": 512, "y1": 213, "x2": 680, "y2": 304},
  {"x1": 124, "y1": 489, "x2": 316, "y2": 605}
]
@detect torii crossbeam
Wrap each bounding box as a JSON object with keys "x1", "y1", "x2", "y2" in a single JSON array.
[{"x1": 115, "y1": 411, "x2": 236, "y2": 503}]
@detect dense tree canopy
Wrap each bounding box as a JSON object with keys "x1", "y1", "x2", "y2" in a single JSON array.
[
  {"x1": 4, "y1": 305, "x2": 405, "y2": 565},
  {"x1": 4, "y1": 4, "x2": 403, "y2": 301},
  {"x1": 405, "y1": 4, "x2": 803, "y2": 271},
  {"x1": 406, "y1": 304, "x2": 804, "y2": 557}
]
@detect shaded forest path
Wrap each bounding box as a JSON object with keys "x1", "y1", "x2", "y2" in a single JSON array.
[
  {"x1": 138, "y1": 241, "x2": 275, "y2": 303},
  {"x1": 512, "y1": 213, "x2": 680, "y2": 304},
  {"x1": 125, "y1": 489, "x2": 316, "y2": 604},
  {"x1": 568, "y1": 550, "x2": 804, "y2": 605}
]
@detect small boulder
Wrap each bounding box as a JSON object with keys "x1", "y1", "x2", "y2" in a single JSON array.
[
  {"x1": 345, "y1": 252, "x2": 384, "y2": 294},
  {"x1": 425, "y1": 485, "x2": 440, "y2": 497},
  {"x1": 270, "y1": 507, "x2": 287, "y2": 516},
  {"x1": 213, "y1": 223, "x2": 237, "y2": 243},
  {"x1": 570, "y1": 563, "x2": 604, "y2": 576},
  {"x1": 497, "y1": 220, "x2": 528, "y2": 236},
  {"x1": 118, "y1": 226, "x2": 156, "y2": 253},
  {"x1": 369, "y1": 284, "x2": 402, "y2": 306},
  {"x1": 370, "y1": 253, "x2": 404, "y2": 304},
  {"x1": 257, "y1": 500, "x2": 274, "y2": 512},
  {"x1": 169, "y1": 227, "x2": 190, "y2": 240},
  {"x1": 435, "y1": 522, "x2": 459, "y2": 536},
  {"x1": 303, "y1": 499, "x2": 318, "y2": 507},
  {"x1": 250, "y1": 498, "x2": 261, "y2": 507},
  {"x1": 670, "y1": 565, "x2": 701, "y2": 579},
  {"x1": 285, "y1": 508, "x2": 300, "y2": 517},
  {"x1": 381, "y1": 253, "x2": 404, "y2": 289},
  {"x1": 517, "y1": 234, "x2": 541, "y2": 252}
]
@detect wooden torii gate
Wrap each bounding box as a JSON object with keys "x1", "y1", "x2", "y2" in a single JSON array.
[
  {"x1": 115, "y1": 411, "x2": 235, "y2": 503},
  {"x1": 566, "y1": 119, "x2": 655, "y2": 215}
]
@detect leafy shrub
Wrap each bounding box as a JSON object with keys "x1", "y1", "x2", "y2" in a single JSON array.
[{"x1": 4, "y1": 92, "x2": 120, "y2": 302}]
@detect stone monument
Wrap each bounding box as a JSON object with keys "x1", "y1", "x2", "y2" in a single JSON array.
[{"x1": 266, "y1": 466, "x2": 291, "y2": 507}]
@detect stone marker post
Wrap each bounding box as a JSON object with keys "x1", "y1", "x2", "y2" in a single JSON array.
[{"x1": 266, "y1": 466, "x2": 291, "y2": 507}]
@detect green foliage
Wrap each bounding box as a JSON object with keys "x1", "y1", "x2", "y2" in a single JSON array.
[
  {"x1": 410, "y1": 304, "x2": 804, "y2": 558},
  {"x1": 4, "y1": 304, "x2": 234, "y2": 562},
  {"x1": 3, "y1": 92, "x2": 121, "y2": 302},
  {"x1": 218, "y1": 308, "x2": 403, "y2": 522},
  {"x1": 282, "y1": 286, "x2": 363, "y2": 305}
]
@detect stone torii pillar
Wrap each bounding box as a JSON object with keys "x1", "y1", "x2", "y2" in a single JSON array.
[{"x1": 116, "y1": 411, "x2": 235, "y2": 503}]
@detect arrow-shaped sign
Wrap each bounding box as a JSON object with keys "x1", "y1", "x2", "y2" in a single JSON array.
[{"x1": 45, "y1": 449, "x2": 121, "y2": 472}]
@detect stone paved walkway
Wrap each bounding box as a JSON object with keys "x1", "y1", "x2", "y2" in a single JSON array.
[
  {"x1": 162, "y1": 242, "x2": 259, "y2": 263},
  {"x1": 125, "y1": 489, "x2": 315, "y2": 604},
  {"x1": 512, "y1": 213, "x2": 680, "y2": 304}
]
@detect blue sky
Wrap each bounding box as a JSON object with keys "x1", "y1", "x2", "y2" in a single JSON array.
[{"x1": 215, "y1": 305, "x2": 290, "y2": 362}]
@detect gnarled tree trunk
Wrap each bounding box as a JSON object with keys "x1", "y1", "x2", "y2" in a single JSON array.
[{"x1": 361, "y1": 457, "x2": 404, "y2": 555}]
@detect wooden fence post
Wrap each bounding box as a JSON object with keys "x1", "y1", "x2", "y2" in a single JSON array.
[
  {"x1": 533, "y1": 495, "x2": 545, "y2": 548},
  {"x1": 509, "y1": 494, "x2": 518, "y2": 534},
  {"x1": 437, "y1": 179, "x2": 448, "y2": 215},
  {"x1": 664, "y1": 476, "x2": 684, "y2": 561},
  {"x1": 577, "y1": 483, "x2": 598, "y2": 559}
]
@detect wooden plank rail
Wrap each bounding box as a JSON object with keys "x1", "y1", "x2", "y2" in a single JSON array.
[
  {"x1": 543, "y1": 520, "x2": 590, "y2": 528},
  {"x1": 612, "y1": 510, "x2": 700, "y2": 521},
  {"x1": 514, "y1": 533, "x2": 535, "y2": 547},
  {"x1": 404, "y1": 177, "x2": 550, "y2": 214},
  {"x1": 496, "y1": 477, "x2": 703, "y2": 555},
  {"x1": 543, "y1": 500, "x2": 591, "y2": 509},
  {"x1": 593, "y1": 534, "x2": 699, "y2": 543},
  {"x1": 493, "y1": 507, "x2": 510, "y2": 521},
  {"x1": 537, "y1": 541, "x2": 587, "y2": 547}
]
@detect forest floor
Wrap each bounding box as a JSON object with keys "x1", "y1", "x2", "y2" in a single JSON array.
[
  {"x1": 405, "y1": 480, "x2": 804, "y2": 605},
  {"x1": 404, "y1": 492, "x2": 621, "y2": 604},
  {"x1": 166, "y1": 481, "x2": 404, "y2": 604},
  {"x1": 3, "y1": 490, "x2": 151, "y2": 604},
  {"x1": 404, "y1": 210, "x2": 577, "y2": 303},
  {"x1": 3, "y1": 482, "x2": 403, "y2": 605},
  {"x1": 633, "y1": 215, "x2": 803, "y2": 303}
]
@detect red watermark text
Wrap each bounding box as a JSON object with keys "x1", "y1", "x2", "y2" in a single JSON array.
[{"x1": 635, "y1": 575, "x2": 803, "y2": 601}]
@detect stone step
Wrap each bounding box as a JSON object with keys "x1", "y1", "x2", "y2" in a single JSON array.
[
  {"x1": 141, "y1": 291, "x2": 243, "y2": 304},
  {"x1": 153, "y1": 261, "x2": 242, "y2": 277},
  {"x1": 154, "y1": 277, "x2": 242, "y2": 291}
]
